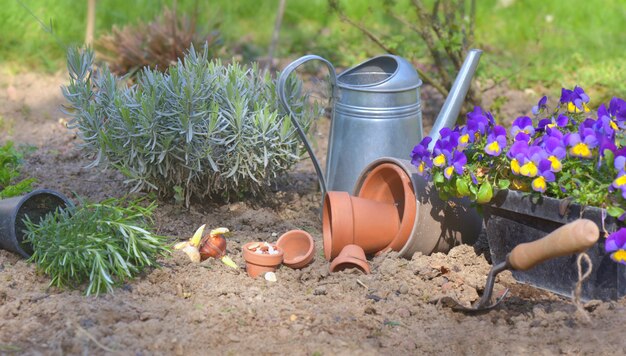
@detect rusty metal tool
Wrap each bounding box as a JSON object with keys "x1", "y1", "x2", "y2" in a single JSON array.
[{"x1": 440, "y1": 219, "x2": 600, "y2": 313}]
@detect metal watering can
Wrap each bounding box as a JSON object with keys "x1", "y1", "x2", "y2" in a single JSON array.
[{"x1": 277, "y1": 49, "x2": 482, "y2": 197}]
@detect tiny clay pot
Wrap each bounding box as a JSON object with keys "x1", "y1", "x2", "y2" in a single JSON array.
[
  {"x1": 276, "y1": 230, "x2": 315, "y2": 269},
  {"x1": 329, "y1": 244, "x2": 371, "y2": 274},
  {"x1": 242, "y1": 242, "x2": 284, "y2": 278}
]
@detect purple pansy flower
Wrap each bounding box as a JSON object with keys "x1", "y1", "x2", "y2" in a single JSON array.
[
  {"x1": 508, "y1": 141, "x2": 529, "y2": 175},
  {"x1": 595, "y1": 105, "x2": 618, "y2": 140},
  {"x1": 560, "y1": 86, "x2": 590, "y2": 113},
  {"x1": 605, "y1": 228, "x2": 626, "y2": 265},
  {"x1": 507, "y1": 141, "x2": 547, "y2": 178},
  {"x1": 456, "y1": 126, "x2": 472, "y2": 150},
  {"x1": 538, "y1": 114, "x2": 570, "y2": 131},
  {"x1": 443, "y1": 151, "x2": 467, "y2": 180},
  {"x1": 521, "y1": 145, "x2": 549, "y2": 177},
  {"x1": 531, "y1": 159, "x2": 556, "y2": 193},
  {"x1": 510, "y1": 116, "x2": 535, "y2": 142},
  {"x1": 613, "y1": 148, "x2": 626, "y2": 172},
  {"x1": 543, "y1": 136, "x2": 566, "y2": 172},
  {"x1": 484, "y1": 125, "x2": 507, "y2": 156},
  {"x1": 611, "y1": 170, "x2": 626, "y2": 199},
  {"x1": 466, "y1": 106, "x2": 491, "y2": 137},
  {"x1": 432, "y1": 128, "x2": 459, "y2": 167},
  {"x1": 532, "y1": 96, "x2": 548, "y2": 115},
  {"x1": 609, "y1": 97, "x2": 626, "y2": 125},
  {"x1": 411, "y1": 136, "x2": 433, "y2": 175},
  {"x1": 565, "y1": 124, "x2": 598, "y2": 158}
]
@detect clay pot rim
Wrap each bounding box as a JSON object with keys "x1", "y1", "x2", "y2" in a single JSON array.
[
  {"x1": 242, "y1": 242, "x2": 284, "y2": 266},
  {"x1": 329, "y1": 245, "x2": 371, "y2": 274},
  {"x1": 276, "y1": 229, "x2": 315, "y2": 269},
  {"x1": 323, "y1": 191, "x2": 355, "y2": 261},
  {"x1": 354, "y1": 161, "x2": 417, "y2": 254}
]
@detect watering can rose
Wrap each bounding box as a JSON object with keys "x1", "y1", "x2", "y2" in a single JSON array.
[{"x1": 412, "y1": 86, "x2": 626, "y2": 225}]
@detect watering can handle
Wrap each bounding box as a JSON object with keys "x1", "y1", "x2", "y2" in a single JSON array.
[{"x1": 277, "y1": 55, "x2": 338, "y2": 198}]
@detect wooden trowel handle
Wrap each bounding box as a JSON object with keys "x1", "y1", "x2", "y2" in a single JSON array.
[{"x1": 508, "y1": 219, "x2": 599, "y2": 271}]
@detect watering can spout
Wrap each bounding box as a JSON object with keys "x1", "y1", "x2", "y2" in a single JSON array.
[{"x1": 427, "y1": 49, "x2": 483, "y2": 150}]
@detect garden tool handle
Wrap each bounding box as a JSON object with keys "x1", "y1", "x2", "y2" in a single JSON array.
[
  {"x1": 508, "y1": 219, "x2": 600, "y2": 271},
  {"x1": 277, "y1": 55, "x2": 338, "y2": 199}
]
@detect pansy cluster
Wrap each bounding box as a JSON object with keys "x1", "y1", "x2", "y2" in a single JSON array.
[{"x1": 411, "y1": 87, "x2": 626, "y2": 265}]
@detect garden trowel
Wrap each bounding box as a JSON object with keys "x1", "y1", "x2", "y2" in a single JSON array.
[{"x1": 440, "y1": 219, "x2": 599, "y2": 313}]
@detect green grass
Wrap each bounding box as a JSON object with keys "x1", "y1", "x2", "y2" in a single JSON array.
[
  {"x1": 1, "y1": 0, "x2": 625, "y2": 100},
  {"x1": 474, "y1": 0, "x2": 626, "y2": 101}
]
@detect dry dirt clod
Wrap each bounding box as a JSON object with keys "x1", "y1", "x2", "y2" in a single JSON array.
[
  {"x1": 364, "y1": 306, "x2": 377, "y2": 315},
  {"x1": 398, "y1": 283, "x2": 409, "y2": 295},
  {"x1": 583, "y1": 299, "x2": 602, "y2": 312},
  {"x1": 313, "y1": 286, "x2": 327, "y2": 295}
]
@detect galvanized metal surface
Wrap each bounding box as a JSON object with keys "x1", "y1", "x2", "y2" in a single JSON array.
[
  {"x1": 278, "y1": 50, "x2": 482, "y2": 196},
  {"x1": 428, "y1": 49, "x2": 483, "y2": 150}
]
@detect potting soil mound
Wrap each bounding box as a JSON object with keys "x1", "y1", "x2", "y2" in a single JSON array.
[{"x1": 1, "y1": 69, "x2": 625, "y2": 355}]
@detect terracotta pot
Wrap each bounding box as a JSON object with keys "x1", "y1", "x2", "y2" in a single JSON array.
[
  {"x1": 242, "y1": 242, "x2": 284, "y2": 278},
  {"x1": 276, "y1": 230, "x2": 315, "y2": 269},
  {"x1": 355, "y1": 162, "x2": 417, "y2": 254},
  {"x1": 354, "y1": 157, "x2": 483, "y2": 257},
  {"x1": 323, "y1": 191, "x2": 400, "y2": 261},
  {"x1": 329, "y1": 244, "x2": 371, "y2": 274}
]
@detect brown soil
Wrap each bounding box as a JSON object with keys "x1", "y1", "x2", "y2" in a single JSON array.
[{"x1": 1, "y1": 68, "x2": 625, "y2": 355}]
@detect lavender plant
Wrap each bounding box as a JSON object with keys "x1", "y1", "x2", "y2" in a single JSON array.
[{"x1": 63, "y1": 45, "x2": 315, "y2": 205}]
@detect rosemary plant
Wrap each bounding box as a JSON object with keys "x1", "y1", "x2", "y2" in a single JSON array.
[
  {"x1": 24, "y1": 198, "x2": 169, "y2": 296},
  {"x1": 63, "y1": 45, "x2": 315, "y2": 205}
]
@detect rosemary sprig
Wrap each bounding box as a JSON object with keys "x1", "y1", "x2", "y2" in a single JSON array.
[{"x1": 24, "y1": 197, "x2": 170, "y2": 296}]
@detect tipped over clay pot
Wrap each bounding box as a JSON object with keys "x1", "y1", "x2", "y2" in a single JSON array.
[
  {"x1": 354, "y1": 157, "x2": 483, "y2": 257},
  {"x1": 323, "y1": 191, "x2": 401, "y2": 260},
  {"x1": 242, "y1": 242, "x2": 284, "y2": 278},
  {"x1": 356, "y1": 162, "x2": 418, "y2": 254},
  {"x1": 329, "y1": 244, "x2": 370, "y2": 274},
  {"x1": 276, "y1": 230, "x2": 315, "y2": 269}
]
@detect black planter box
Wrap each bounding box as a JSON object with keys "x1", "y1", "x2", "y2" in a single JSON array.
[{"x1": 484, "y1": 189, "x2": 626, "y2": 301}]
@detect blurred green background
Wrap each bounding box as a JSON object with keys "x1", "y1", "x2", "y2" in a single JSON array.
[{"x1": 2, "y1": 0, "x2": 625, "y2": 100}]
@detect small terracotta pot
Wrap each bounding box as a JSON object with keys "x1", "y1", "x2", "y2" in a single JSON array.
[
  {"x1": 323, "y1": 191, "x2": 400, "y2": 260},
  {"x1": 276, "y1": 230, "x2": 315, "y2": 269},
  {"x1": 329, "y1": 244, "x2": 371, "y2": 274},
  {"x1": 242, "y1": 242, "x2": 284, "y2": 278}
]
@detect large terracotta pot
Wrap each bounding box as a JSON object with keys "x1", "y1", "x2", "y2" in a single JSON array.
[{"x1": 355, "y1": 157, "x2": 483, "y2": 258}]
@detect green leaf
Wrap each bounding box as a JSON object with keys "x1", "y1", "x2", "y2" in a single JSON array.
[
  {"x1": 433, "y1": 171, "x2": 444, "y2": 184},
  {"x1": 497, "y1": 179, "x2": 511, "y2": 190},
  {"x1": 607, "y1": 206, "x2": 625, "y2": 218},
  {"x1": 456, "y1": 177, "x2": 471, "y2": 197},
  {"x1": 603, "y1": 149, "x2": 615, "y2": 168},
  {"x1": 476, "y1": 181, "x2": 493, "y2": 204}
]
